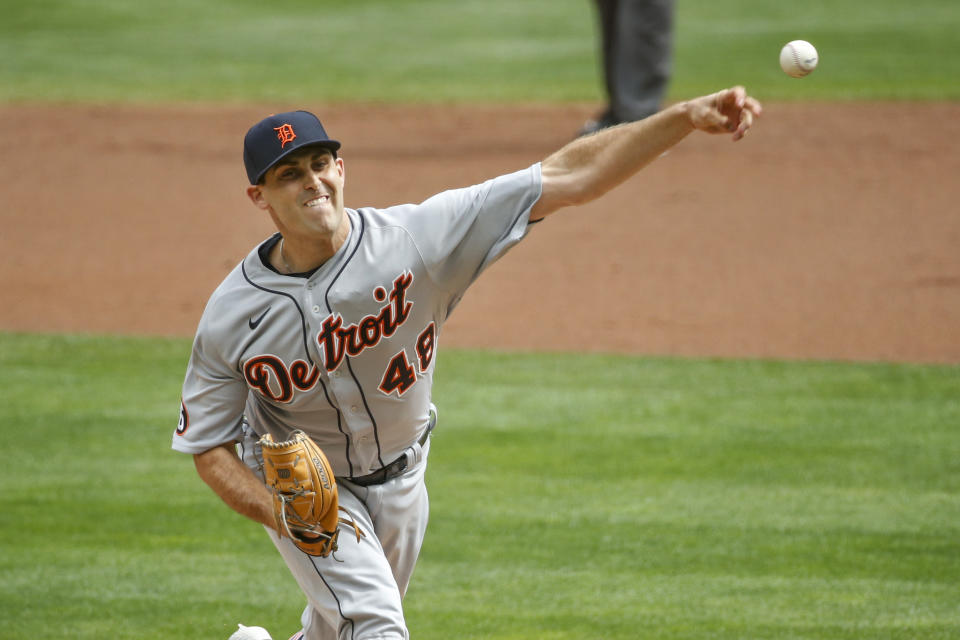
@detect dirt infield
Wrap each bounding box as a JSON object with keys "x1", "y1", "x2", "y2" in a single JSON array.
[{"x1": 2, "y1": 102, "x2": 958, "y2": 363}]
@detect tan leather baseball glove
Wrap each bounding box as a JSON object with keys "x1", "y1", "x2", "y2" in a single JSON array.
[{"x1": 259, "y1": 430, "x2": 363, "y2": 557}]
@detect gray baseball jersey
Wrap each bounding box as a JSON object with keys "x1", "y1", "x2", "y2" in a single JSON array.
[{"x1": 173, "y1": 164, "x2": 542, "y2": 478}]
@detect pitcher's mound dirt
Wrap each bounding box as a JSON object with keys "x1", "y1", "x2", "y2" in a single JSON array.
[{"x1": 2, "y1": 102, "x2": 958, "y2": 363}]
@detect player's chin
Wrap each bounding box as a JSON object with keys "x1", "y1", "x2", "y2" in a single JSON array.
[{"x1": 303, "y1": 205, "x2": 344, "y2": 231}]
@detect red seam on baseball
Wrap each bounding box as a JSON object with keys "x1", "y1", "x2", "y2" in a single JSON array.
[{"x1": 791, "y1": 45, "x2": 809, "y2": 75}]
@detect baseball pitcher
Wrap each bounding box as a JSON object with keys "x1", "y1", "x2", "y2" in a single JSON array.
[{"x1": 173, "y1": 87, "x2": 761, "y2": 640}]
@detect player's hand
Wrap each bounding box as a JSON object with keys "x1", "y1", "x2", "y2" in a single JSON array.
[{"x1": 685, "y1": 86, "x2": 762, "y2": 141}]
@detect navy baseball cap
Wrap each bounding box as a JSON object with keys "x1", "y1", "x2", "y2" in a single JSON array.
[{"x1": 243, "y1": 110, "x2": 341, "y2": 184}]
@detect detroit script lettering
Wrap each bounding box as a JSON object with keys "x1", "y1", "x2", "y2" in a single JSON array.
[{"x1": 242, "y1": 272, "x2": 432, "y2": 401}]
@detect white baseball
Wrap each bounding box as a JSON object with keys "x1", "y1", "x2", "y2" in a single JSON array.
[
  {"x1": 779, "y1": 40, "x2": 819, "y2": 78},
  {"x1": 228, "y1": 624, "x2": 273, "y2": 640}
]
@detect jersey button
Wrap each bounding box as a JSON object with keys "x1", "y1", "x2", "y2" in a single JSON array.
[
  {"x1": 312, "y1": 305, "x2": 321, "y2": 314},
  {"x1": 350, "y1": 405, "x2": 360, "y2": 414}
]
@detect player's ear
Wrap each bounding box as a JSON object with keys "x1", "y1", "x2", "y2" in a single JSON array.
[{"x1": 246, "y1": 185, "x2": 269, "y2": 210}]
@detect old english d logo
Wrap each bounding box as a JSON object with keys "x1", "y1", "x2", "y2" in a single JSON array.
[{"x1": 274, "y1": 124, "x2": 296, "y2": 148}]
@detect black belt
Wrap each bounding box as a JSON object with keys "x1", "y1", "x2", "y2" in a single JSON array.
[{"x1": 344, "y1": 412, "x2": 435, "y2": 487}]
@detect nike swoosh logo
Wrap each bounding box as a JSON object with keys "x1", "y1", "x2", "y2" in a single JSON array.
[{"x1": 249, "y1": 307, "x2": 271, "y2": 330}]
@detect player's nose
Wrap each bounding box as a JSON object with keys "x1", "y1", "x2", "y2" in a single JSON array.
[{"x1": 303, "y1": 171, "x2": 324, "y2": 191}]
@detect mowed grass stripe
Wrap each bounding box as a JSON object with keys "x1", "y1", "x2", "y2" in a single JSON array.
[
  {"x1": 1, "y1": 0, "x2": 959, "y2": 102},
  {"x1": 0, "y1": 332, "x2": 957, "y2": 638}
]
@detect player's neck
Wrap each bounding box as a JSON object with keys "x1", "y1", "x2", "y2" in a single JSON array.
[{"x1": 275, "y1": 217, "x2": 351, "y2": 274}]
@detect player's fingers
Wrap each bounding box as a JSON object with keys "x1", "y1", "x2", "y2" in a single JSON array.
[
  {"x1": 728, "y1": 85, "x2": 747, "y2": 109},
  {"x1": 732, "y1": 95, "x2": 763, "y2": 140},
  {"x1": 711, "y1": 87, "x2": 744, "y2": 132},
  {"x1": 741, "y1": 96, "x2": 763, "y2": 119},
  {"x1": 715, "y1": 86, "x2": 746, "y2": 112},
  {"x1": 732, "y1": 109, "x2": 754, "y2": 141}
]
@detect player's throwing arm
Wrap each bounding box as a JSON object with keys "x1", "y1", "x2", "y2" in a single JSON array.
[{"x1": 531, "y1": 86, "x2": 762, "y2": 221}]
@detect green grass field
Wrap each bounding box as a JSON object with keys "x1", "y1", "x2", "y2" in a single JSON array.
[
  {"x1": 1, "y1": 333, "x2": 958, "y2": 639},
  {"x1": 1, "y1": 0, "x2": 958, "y2": 103}
]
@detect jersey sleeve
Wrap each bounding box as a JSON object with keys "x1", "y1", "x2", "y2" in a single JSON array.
[
  {"x1": 398, "y1": 163, "x2": 542, "y2": 304},
  {"x1": 172, "y1": 317, "x2": 248, "y2": 455}
]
